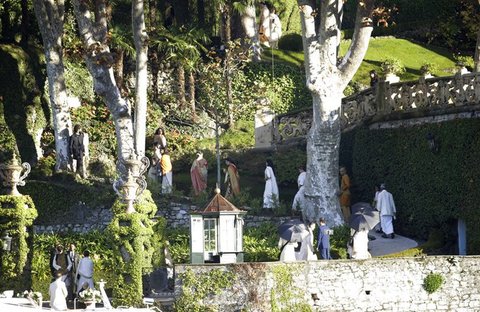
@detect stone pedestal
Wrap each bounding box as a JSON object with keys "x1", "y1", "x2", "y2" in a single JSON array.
[{"x1": 255, "y1": 104, "x2": 275, "y2": 148}]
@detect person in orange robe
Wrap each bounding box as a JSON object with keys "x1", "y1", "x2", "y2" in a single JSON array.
[
  {"x1": 224, "y1": 157, "x2": 240, "y2": 198},
  {"x1": 339, "y1": 166, "x2": 351, "y2": 222}
]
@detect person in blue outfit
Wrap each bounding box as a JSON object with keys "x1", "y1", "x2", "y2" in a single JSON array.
[{"x1": 317, "y1": 218, "x2": 332, "y2": 260}]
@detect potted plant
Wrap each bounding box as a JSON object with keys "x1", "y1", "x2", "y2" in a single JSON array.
[
  {"x1": 453, "y1": 55, "x2": 473, "y2": 74},
  {"x1": 78, "y1": 288, "x2": 102, "y2": 310},
  {"x1": 420, "y1": 62, "x2": 437, "y2": 78},
  {"x1": 380, "y1": 58, "x2": 405, "y2": 83}
]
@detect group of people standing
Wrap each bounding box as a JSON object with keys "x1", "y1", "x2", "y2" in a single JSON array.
[
  {"x1": 151, "y1": 127, "x2": 173, "y2": 194},
  {"x1": 278, "y1": 218, "x2": 332, "y2": 262},
  {"x1": 48, "y1": 243, "x2": 95, "y2": 310}
]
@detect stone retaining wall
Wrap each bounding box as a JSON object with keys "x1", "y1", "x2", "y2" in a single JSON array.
[
  {"x1": 33, "y1": 202, "x2": 291, "y2": 233},
  {"x1": 174, "y1": 256, "x2": 480, "y2": 312}
]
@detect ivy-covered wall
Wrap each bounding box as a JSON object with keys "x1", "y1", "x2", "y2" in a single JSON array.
[
  {"x1": 0, "y1": 195, "x2": 38, "y2": 292},
  {"x1": 343, "y1": 118, "x2": 480, "y2": 254}
]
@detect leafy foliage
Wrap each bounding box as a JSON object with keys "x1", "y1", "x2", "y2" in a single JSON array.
[
  {"x1": 423, "y1": 273, "x2": 444, "y2": 294},
  {"x1": 174, "y1": 268, "x2": 235, "y2": 312},
  {"x1": 0, "y1": 196, "x2": 38, "y2": 292},
  {"x1": 270, "y1": 265, "x2": 312, "y2": 312}
]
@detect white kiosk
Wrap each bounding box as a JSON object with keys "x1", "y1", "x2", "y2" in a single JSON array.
[{"x1": 190, "y1": 189, "x2": 246, "y2": 264}]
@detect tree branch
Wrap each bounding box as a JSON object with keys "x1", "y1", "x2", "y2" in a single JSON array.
[{"x1": 338, "y1": 0, "x2": 374, "y2": 89}]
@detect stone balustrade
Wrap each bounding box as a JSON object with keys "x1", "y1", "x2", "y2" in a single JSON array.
[{"x1": 272, "y1": 72, "x2": 480, "y2": 143}]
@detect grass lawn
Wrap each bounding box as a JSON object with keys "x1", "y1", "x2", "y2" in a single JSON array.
[{"x1": 264, "y1": 37, "x2": 457, "y2": 86}]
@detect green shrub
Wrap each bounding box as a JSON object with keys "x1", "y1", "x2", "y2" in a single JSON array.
[
  {"x1": 244, "y1": 222, "x2": 279, "y2": 262},
  {"x1": 380, "y1": 57, "x2": 405, "y2": 76},
  {"x1": 423, "y1": 273, "x2": 444, "y2": 294},
  {"x1": 278, "y1": 33, "x2": 303, "y2": 52}
]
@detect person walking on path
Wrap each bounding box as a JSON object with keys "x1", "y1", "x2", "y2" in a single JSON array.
[
  {"x1": 161, "y1": 148, "x2": 173, "y2": 194},
  {"x1": 224, "y1": 157, "x2": 240, "y2": 198},
  {"x1": 49, "y1": 271, "x2": 68, "y2": 311},
  {"x1": 77, "y1": 250, "x2": 94, "y2": 291},
  {"x1": 338, "y1": 166, "x2": 351, "y2": 222},
  {"x1": 349, "y1": 228, "x2": 372, "y2": 259},
  {"x1": 376, "y1": 183, "x2": 396, "y2": 239},
  {"x1": 190, "y1": 152, "x2": 208, "y2": 196},
  {"x1": 298, "y1": 222, "x2": 317, "y2": 260},
  {"x1": 263, "y1": 159, "x2": 279, "y2": 210},
  {"x1": 317, "y1": 218, "x2": 332, "y2": 260},
  {"x1": 292, "y1": 165, "x2": 306, "y2": 213}
]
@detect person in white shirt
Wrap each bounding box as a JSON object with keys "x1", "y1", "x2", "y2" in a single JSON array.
[
  {"x1": 376, "y1": 183, "x2": 397, "y2": 239},
  {"x1": 49, "y1": 271, "x2": 68, "y2": 311},
  {"x1": 77, "y1": 250, "x2": 95, "y2": 292}
]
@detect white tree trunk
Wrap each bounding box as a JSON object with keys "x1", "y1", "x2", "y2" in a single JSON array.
[
  {"x1": 241, "y1": 4, "x2": 261, "y2": 61},
  {"x1": 32, "y1": 0, "x2": 72, "y2": 171},
  {"x1": 72, "y1": 0, "x2": 136, "y2": 160},
  {"x1": 133, "y1": 0, "x2": 148, "y2": 157},
  {"x1": 298, "y1": 0, "x2": 373, "y2": 226}
]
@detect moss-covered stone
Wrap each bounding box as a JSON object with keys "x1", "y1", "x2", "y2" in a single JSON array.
[{"x1": 0, "y1": 44, "x2": 48, "y2": 164}]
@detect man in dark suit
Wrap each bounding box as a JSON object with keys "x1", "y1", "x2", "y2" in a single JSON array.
[{"x1": 67, "y1": 243, "x2": 81, "y2": 299}]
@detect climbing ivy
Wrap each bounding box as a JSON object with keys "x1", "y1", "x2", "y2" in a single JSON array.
[
  {"x1": 270, "y1": 264, "x2": 312, "y2": 312},
  {"x1": 106, "y1": 190, "x2": 164, "y2": 307},
  {"x1": 174, "y1": 268, "x2": 235, "y2": 312},
  {"x1": 0, "y1": 195, "x2": 38, "y2": 292}
]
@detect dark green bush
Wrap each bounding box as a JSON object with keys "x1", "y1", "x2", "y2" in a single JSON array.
[
  {"x1": 278, "y1": 33, "x2": 303, "y2": 52},
  {"x1": 346, "y1": 119, "x2": 480, "y2": 253}
]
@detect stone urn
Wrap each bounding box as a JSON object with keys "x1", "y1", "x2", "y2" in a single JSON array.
[
  {"x1": 0, "y1": 157, "x2": 31, "y2": 196},
  {"x1": 116, "y1": 155, "x2": 149, "y2": 179},
  {"x1": 113, "y1": 171, "x2": 147, "y2": 213}
]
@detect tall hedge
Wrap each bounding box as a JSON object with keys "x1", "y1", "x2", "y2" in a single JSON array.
[{"x1": 345, "y1": 119, "x2": 480, "y2": 253}]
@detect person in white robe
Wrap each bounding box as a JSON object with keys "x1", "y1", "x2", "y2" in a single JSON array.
[
  {"x1": 278, "y1": 237, "x2": 297, "y2": 262},
  {"x1": 297, "y1": 223, "x2": 318, "y2": 261},
  {"x1": 268, "y1": 7, "x2": 282, "y2": 48},
  {"x1": 49, "y1": 271, "x2": 68, "y2": 311},
  {"x1": 263, "y1": 160, "x2": 279, "y2": 209},
  {"x1": 77, "y1": 250, "x2": 95, "y2": 292},
  {"x1": 292, "y1": 166, "x2": 306, "y2": 212},
  {"x1": 376, "y1": 183, "x2": 396, "y2": 238},
  {"x1": 349, "y1": 228, "x2": 371, "y2": 260}
]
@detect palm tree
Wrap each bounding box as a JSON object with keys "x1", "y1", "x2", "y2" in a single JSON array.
[{"x1": 151, "y1": 26, "x2": 209, "y2": 117}]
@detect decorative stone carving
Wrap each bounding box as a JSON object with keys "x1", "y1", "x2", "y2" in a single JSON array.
[
  {"x1": 113, "y1": 156, "x2": 149, "y2": 213},
  {"x1": 271, "y1": 72, "x2": 480, "y2": 144},
  {"x1": 0, "y1": 156, "x2": 31, "y2": 196}
]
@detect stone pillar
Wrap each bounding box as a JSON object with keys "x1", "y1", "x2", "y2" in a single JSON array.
[{"x1": 254, "y1": 101, "x2": 275, "y2": 148}]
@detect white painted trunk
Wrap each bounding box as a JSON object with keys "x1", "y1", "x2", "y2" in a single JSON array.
[
  {"x1": 88, "y1": 63, "x2": 136, "y2": 160},
  {"x1": 133, "y1": 0, "x2": 148, "y2": 157},
  {"x1": 303, "y1": 93, "x2": 344, "y2": 226},
  {"x1": 241, "y1": 5, "x2": 261, "y2": 61},
  {"x1": 72, "y1": 0, "x2": 136, "y2": 161},
  {"x1": 45, "y1": 50, "x2": 72, "y2": 171},
  {"x1": 32, "y1": 0, "x2": 72, "y2": 171}
]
